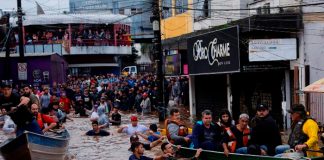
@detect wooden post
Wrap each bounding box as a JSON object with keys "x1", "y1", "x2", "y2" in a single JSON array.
[{"x1": 293, "y1": 66, "x2": 299, "y2": 104}]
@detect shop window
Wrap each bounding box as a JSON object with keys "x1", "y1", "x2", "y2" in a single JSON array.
[
  {"x1": 162, "y1": 0, "x2": 172, "y2": 19},
  {"x1": 131, "y1": 8, "x2": 137, "y2": 15},
  {"x1": 193, "y1": 0, "x2": 211, "y2": 21},
  {"x1": 262, "y1": 3, "x2": 270, "y2": 14},
  {"x1": 175, "y1": 0, "x2": 188, "y2": 15}
]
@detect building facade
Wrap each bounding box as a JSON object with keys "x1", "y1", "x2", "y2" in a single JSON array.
[
  {"x1": 159, "y1": 0, "x2": 324, "y2": 129},
  {"x1": 69, "y1": 0, "x2": 154, "y2": 41}
]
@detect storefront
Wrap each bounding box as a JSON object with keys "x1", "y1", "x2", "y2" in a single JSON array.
[{"x1": 187, "y1": 26, "x2": 240, "y2": 119}]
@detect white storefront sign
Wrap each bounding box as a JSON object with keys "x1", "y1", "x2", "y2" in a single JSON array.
[
  {"x1": 18, "y1": 63, "x2": 28, "y2": 80},
  {"x1": 249, "y1": 38, "x2": 297, "y2": 62}
]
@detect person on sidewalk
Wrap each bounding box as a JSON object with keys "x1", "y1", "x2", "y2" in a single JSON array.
[
  {"x1": 192, "y1": 110, "x2": 222, "y2": 151},
  {"x1": 222, "y1": 113, "x2": 251, "y2": 156},
  {"x1": 249, "y1": 104, "x2": 282, "y2": 156},
  {"x1": 275, "y1": 104, "x2": 323, "y2": 158}
]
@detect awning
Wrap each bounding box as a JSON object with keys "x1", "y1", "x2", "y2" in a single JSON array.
[{"x1": 303, "y1": 78, "x2": 324, "y2": 93}]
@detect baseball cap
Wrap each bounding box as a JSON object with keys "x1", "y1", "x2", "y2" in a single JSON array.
[
  {"x1": 130, "y1": 115, "x2": 138, "y2": 121},
  {"x1": 256, "y1": 104, "x2": 269, "y2": 111},
  {"x1": 288, "y1": 104, "x2": 306, "y2": 115},
  {"x1": 1, "y1": 80, "x2": 12, "y2": 88}
]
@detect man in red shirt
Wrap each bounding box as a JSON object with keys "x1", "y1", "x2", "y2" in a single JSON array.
[{"x1": 31, "y1": 104, "x2": 56, "y2": 133}]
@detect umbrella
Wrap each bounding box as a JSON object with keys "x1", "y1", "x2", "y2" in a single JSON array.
[{"x1": 303, "y1": 78, "x2": 324, "y2": 93}]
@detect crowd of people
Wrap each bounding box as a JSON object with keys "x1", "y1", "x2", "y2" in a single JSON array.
[
  {"x1": 10, "y1": 26, "x2": 131, "y2": 47},
  {"x1": 164, "y1": 106, "x2": 324, "y2": 159},
  {"x1": 1, "y1": 73, "x2": 324, "y2": 159}
]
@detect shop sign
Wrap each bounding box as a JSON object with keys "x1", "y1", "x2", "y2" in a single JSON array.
[
  {"x1": 249, "y1": 38, "x2": 297, "y2": 62},
  {"x1": 187, "y1": 26, "x2": 240, "y2": 75},
  {"x1": 18, "y1": 63, "x2": 27, "y2": 80}
]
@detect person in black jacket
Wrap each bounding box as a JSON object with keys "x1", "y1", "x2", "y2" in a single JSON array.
[
  {"x1": 249, "y1": 104, "x2": 282, "y2": 156},
  {"x1": 191, "y1": 110, "x2": 222, "y2": 151}
]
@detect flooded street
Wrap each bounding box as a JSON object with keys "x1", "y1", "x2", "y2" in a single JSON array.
[
  {"x1": 0, "y1": 113, "x2": 162, "y2": 160},
  {"x1": 65, "y1": 113, "x2": 162, "y2": 160}
]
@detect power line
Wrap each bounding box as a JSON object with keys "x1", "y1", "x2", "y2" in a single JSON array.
[{"x1": 161, "y1": 2, "x2": 324, "y2": 12}]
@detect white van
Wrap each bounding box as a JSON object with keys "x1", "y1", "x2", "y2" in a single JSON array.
[{"x1": 121, "y1": 66, "x2": 137, "y2": 76}]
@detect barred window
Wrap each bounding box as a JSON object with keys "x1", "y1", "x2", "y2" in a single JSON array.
[
  {"x1": 162, "y1": 0, "x2": 172, "y2": 19},
  {"x1": 175, "y1": 0, "x2": 188, "y2": 15}
]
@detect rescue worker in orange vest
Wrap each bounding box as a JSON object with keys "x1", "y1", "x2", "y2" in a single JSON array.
[
  {"x1": 166, "y1": 108, "x2": 190, "y2": 146},
  {"x1": 222, "y1": 113, "x2": 250, "y2": 157}
]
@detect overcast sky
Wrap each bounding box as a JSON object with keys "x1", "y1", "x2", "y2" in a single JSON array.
[{"x1": 0, "y1": 0, "x2": 69, "y2": 15}]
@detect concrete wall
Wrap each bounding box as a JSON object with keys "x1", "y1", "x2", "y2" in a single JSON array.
[
  {"x1": 160, "y1": 0, "x2": 194, "y2": 40},
  {"x1": 303, "y1": 0, "x2": 324, "y2": 83}
]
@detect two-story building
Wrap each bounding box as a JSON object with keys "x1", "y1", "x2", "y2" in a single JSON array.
[
  {"x1": 161, "y1": 0, "x2": 307, "y2": 129},
  {"x1": 0, "y1": 13, "x2": 132, "y2": 86}
]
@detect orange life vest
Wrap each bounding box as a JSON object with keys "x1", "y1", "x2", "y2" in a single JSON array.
[
  {"x1": 165, "y1": 119, "x2": 188, "y2": 143},
  {"x1": 226, "y1": 127, "x2": 250, "y2": 153}
]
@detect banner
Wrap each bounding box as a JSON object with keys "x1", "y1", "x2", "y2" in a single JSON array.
[{"x1": 187, "y1": 26, "x2": 240, "y2": 75}]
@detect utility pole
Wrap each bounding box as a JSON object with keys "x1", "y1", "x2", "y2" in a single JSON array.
[
  {"x1": 17, "y1": 0, "x2": 24, "y2": 60},
  {"x1": 4, "y1": 14, "x2": 11, "y2": 80},
  {"x1": 152, "y1": 1, "x2": 165, "y2": 121}
]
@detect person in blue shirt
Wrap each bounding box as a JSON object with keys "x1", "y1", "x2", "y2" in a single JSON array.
[
  {"x1": 191, "y1": 109, "x2": 222, "y2": 151},
  {"x1": 136, "y1": 124, "x2": 161, "y2": 142}
]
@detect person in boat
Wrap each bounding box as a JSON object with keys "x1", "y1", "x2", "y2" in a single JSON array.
[
  {"x1": 85, "y1": 121, "x2": 110, "y2": 136},
  {"x1": 0, "y1": 81, "x2": 23, "y2": 112},
  {"x1": 117, "y1": 115, "x2": 148, "y2": 135},
  {"x1": 222, "y1": 113, "x2": 251, "y2": 156},
  {"x1": 160, "y1": 142, "x2": 203, "y2": 160},
  {"x1": 48, "y1": 102, "x2": 66, "y2": 124},
  {"x1": 166, "y1": 108, "x2": 190, "y2": 146},
  {"x1": 275, "y1": 104, "x2": 323, "y2": 157},
  {"x1": 217, "y1": 109, "x2": 234, "y2": 133},
  {"x1": 0, "y1": 82, "x2": 43, "y2": 137},
  {"x1": 191, "y1": 109, "x2": 222, "y2": 151},
  {"x1": 129, "y1": 134, "x2": 164, "y2": 151},
  {"x1": 1, "y1": 108, "x2": 16, "y2": 138},
  {"x1": 31, "y1": 103, "x2": 57, "y2": 133},
  {"x1": 249, "y1": 104, "x2": 282, "y2": 156}
]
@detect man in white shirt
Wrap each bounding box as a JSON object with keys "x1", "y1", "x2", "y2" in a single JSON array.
[{"x1": 117, "y1": 115, "x2": 148, "y2": 135}]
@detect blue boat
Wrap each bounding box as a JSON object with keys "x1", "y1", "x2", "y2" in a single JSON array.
[{"x1": 0, "y1": 130, "x2": 70, "y2": 160}]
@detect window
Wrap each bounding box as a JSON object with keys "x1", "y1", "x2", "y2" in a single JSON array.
[
  {"x1": 262, "y1": 3, "x2": 270, "y2": 14},
  {"x1": 162, "y1": 0, "x2": 172, "y2": 19},
  {"x1": 119, "y1": 8, "x2": 124, "y2": 15},
  {"x1": 193, "y1": 0, "x2": 211, "y2": 21},
  {"x1": 175, "y1": 0, "x2": 188, "y2": 15},
  {"x1": 113, "y1": 2, "x2": 118, "y2": 14},
  {"x1": 131, "y1": 8, "x2": 137, "y2": 15},
  {"x1": 257, "y1": 7, "x2": 262, "y2": 15}
]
